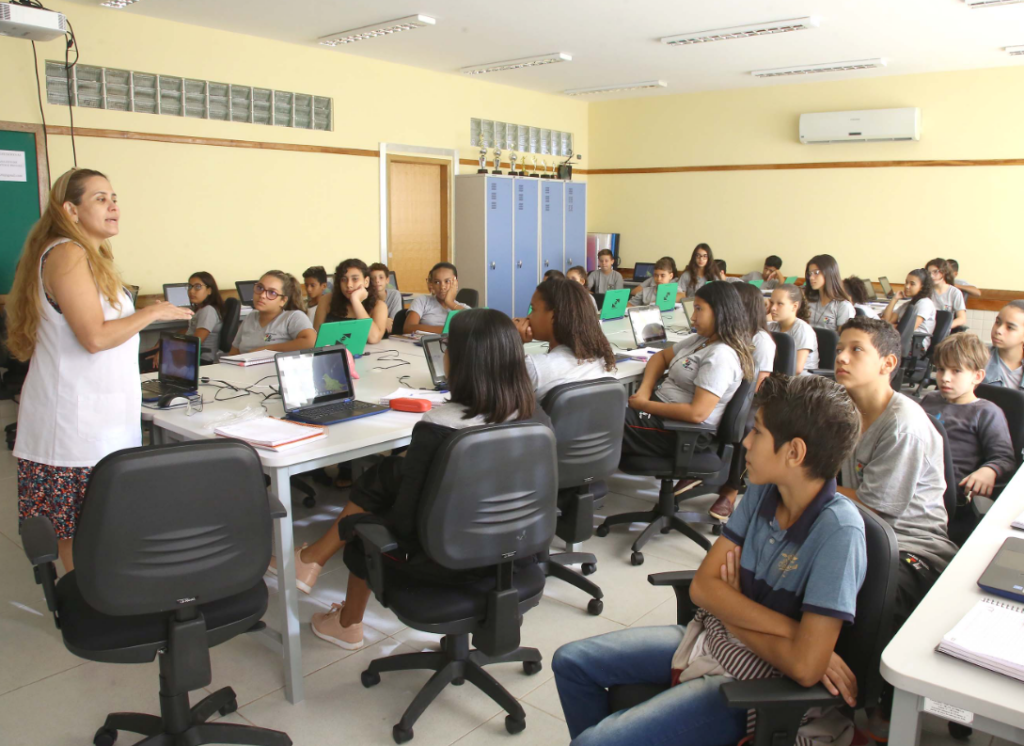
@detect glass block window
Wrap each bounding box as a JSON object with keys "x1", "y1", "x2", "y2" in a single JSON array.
[{"x1": 470, "y1": 118, "x2": 574, "y2": 156}]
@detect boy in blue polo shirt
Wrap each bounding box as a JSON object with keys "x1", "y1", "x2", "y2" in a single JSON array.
[{"x1": 553, "y1": 374, "x2": 866, "y2": 745}]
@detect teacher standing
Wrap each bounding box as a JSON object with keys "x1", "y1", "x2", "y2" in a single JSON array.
[{"x1": 7, "y1": 168, "x2": 192, "y2": 571}]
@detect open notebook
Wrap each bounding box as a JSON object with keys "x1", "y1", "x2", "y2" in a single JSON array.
[{"x1": 936, "y1": 596, "x2": 1024, "y2": 682}]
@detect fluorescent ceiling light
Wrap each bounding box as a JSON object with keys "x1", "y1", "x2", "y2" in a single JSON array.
[
  {"x1": 461, "y1": 53, "x2": 572, "y2": 76},
  {"x1": 661, "y1": 17, "x2": 819, "y2": 46},
  {"x1": 752, "y1": 58, "x2": 888, "y2": 78},
  {"x1": 965, "y1": 0, "x2": 1024, "y2": 7},
  {"x1": 99, "y1": 0, "x2": 140, "y2": 7},
  {"x1": 1006, "y1": 45, "x2": 1024, "y2": 55},
  {"x1": 565, "y1": 80, "x2": 668, "y2": 96},
  {"x1": 319, "y1": 14, "x2": 435, "y2": 47}
]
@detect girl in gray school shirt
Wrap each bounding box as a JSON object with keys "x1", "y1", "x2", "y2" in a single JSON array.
[
  {"x1": 187, "y1": 305, "x2": 223, "y2": 363},
  {"x1": 231, "y1": 309, "x2": 312, "y2": 353},
  {"x1": 656, "y1": 334, "x2": 743, "y2": 429},
  {"x1": 767, "y1": 319, "x2": 819, "y2": 375}
]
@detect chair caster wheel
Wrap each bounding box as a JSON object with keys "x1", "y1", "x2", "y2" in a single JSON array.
[
  {"x1": 361, "y1": 670, "x2": 381, "y2": 688},
  {"x1": 505, "y1": 715, "x2": 526, "y2": 735},
  {"x1": 302, "y1": 496, "x2": 316, "y2": 509},
  {"x1": 93, "y1": 727, "x2": 117, "y2": 746},
  {"x1": 218, "y1": 698, "x2": 238, "y2": 716},
  {"x1": 587, "y1": 598, "x2": 604, "y2": 616},
  {"x1": 630, "y1": 552, "x2": 644, "y2": 566},
  {"x1": 711, "y1": 524, "x2": 722, "y2": 536},
  {"x1": 523, "y1": 660, "x2": 543, "y2": 675},
  {"x1": 660, "y1": 526, "x2": 671, "y2": 534},
  {"x1": 393, "y1": 724, "x2": 414, "y2": 743},
  {"x1": 452, "y1": 677, "x2": 465, "y2": 686},
  {"x1": 581, "y1": 562, "x2": 597, "y2": 576},
  {"x1": 595, "y1": 525, "x2": 610, "y2": 538}
]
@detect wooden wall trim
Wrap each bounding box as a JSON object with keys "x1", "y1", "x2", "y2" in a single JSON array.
[{"x1": 587, "y1": 158, "x2": 1024, "y2": 175}]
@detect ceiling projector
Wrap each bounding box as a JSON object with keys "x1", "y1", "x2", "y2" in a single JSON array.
[{"x1": 0, "y1": 2, "x2": 67, "y2": 41}]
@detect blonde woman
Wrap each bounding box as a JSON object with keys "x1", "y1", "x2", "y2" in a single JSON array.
[{"x1": 8, "y1": 168, "x2": 192, "y2": 571}]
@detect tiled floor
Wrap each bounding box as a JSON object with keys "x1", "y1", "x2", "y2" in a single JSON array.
[{"x1": 0, "y1": 400, "x2": 1002, "y2": 745}]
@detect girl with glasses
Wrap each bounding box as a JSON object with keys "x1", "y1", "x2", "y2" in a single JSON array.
[
  {"x1": 926, "y1": 258, "x2": 967, "y2": 331},
  {"x1": 185, "y1": 271, "x2": 226, "y2": 363},
  {"x1": 804, "y1": 254, "x2": 854, "y2": 331},
  {"x1": 679, "y1": 243, "x2": 723, "y2": 299},
  {"x1": 227, "y1": 270, "x2": 315, "y2": 355}
]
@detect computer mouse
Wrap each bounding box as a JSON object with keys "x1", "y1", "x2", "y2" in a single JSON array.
[{"x1": 157, "y1": 393, "x2": 190, "y2": 409}]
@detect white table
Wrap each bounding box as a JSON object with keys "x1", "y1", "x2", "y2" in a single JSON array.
[{"x1": 882, "y1": 470, "x2": 1024, "y2": 744}]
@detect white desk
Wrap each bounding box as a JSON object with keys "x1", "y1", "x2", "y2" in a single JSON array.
[{"x1": 882, "y1": 470, "x2": 1024, "y2": 745}]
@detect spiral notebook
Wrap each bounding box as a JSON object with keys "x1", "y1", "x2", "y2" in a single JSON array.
[{"x1": 936, "y1": 597, "x2": 1024, "y2": 682}]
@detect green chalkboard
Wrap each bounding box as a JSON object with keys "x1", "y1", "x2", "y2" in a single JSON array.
[{"x1": 0, "y1": 131, "x2": 41, "y2": 294}]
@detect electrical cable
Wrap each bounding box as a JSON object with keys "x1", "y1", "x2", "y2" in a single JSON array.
[
  {"x1": 63, "y1": 16, "x2": 79, "y2": 167},
  {"x1": 29, "y1": 40, "x2": 51, "y2": 187}
]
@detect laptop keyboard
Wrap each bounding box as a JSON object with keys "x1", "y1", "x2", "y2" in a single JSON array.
[{"x1": 297, "y1": 400, "x2": 377, "y2": 422}]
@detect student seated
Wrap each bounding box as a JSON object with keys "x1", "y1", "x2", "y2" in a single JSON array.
[
  {"x1": 277, "y1": 309, "x2": 550, "y2": 646},
  {"x1": 622, "y1": 282, "x2": 753, "y2": 459},
  {"x1": 741, "y1": 254, "x2": 785, "y2": 289},
  {"x1": 403, "y1": 262, "x2": 470, "y2": 334},
  {"x1": 553, "y1": 374, "x2": 865, "y2": 745},
  {"x1": 948, "y1": 258, "x2": 982, "y2": 299},
  {"x1": 628, "y1": 257, "x2": 680, "y2": 306},
  {"x1": 715, "y1": 259, "x2": 742, "y2": 282},
  {"x1": 543, "y1": 268, "x2": 566, "y2": 281},
  {"x1": 927, "y1": 258, "x2": 967, "y2": 331},
  {"x1": 228, "y1": 270, "x2": 315, "y2": 354},
  {"x1": 368, "y1": 261, "x2": 403, "y2": 326},
  {"x1": 184, "y1": 271, "x2": 225, "y2": 364},
  {"x1": 302, "y1": 265, "x2": 329, "y2": 324},
  {"x1": 586, "y1": 249, "x2": 624, "y2": 294},
  {"x1": 568, "y1": 265, "x2": 599, "y2": 312},
  {"x1": 513, "y1": 278, "x2": 616, "y2": 399},
  {"x1": 985, "y1": 300, "x2": 1024, "y2": 390},
  {"x1": 921, "y1": 333, "x2": 1015, "y2": 503},
  {"x1": 678, "y1": 243, "x2": 723, "y2": 298},
  {"x1": 707, "y1": 282, "x2": 777, "y2": 521},
  {"x1": 804, "y1": 254, "x2": 854, "y2": 330},
  {"x1": 843, "y1": 275, "x2": 880, "y2": 320},
  {"x1": 881, "y1": 268, "x2": 937, "y2": 353},
  {"x1": 314, "y1": 259, "x2": 388, "y2": 344},
  {"x1": 768, "y1": 284, "x2": 818, "y2": 375}
]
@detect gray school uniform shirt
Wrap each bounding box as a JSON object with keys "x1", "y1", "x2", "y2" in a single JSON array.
[
  {"x1": 586, "y1": 270, "x2": 625, "y2": 294},
  {"x1": 408, "y1": 294, "x2": 470, "y2": 327},
  {"x1": 383, "y1": 288, "x2": 403, "y2": 319},
  {"x1": 656, "y1": 334, "x2": 744, "y2": 428},
  {"x1": 807, "y1": 298, "x2": 855, "y2": 331},
  {"x1": 752, "y1": 329, "x2": 777, "y2": 377},
  {"x1": 231, "y1": 309, "x2": 312, "y2": 353},
  {"x1": 187, "y1": 305, "x2": 222, "y2": 363},
  {"x1": 919, "y1": 393, "x2": 1016, "y2": 491},
  {"x1": 932, "y1": 286, "x2": 966, "y2": 315},
  {"x1": 985, "y1": 347, "x2": 1024, "y2": 390},
  {"x1": 629, "y1": 283, "x2": 663, "y2": 306},
  {"x1": 679, "y1": 270, "x2": 711, "y2": 297},
  {"x1": 900, "y1": 297, "x2": 937, "y2": 350},
  {"x1": 768, "y1": 319, "x2": 818, "y2": 374},
  {"x1": 741, "y1": 271, "x2": 780, "y2": 290},
  {"x1": 842, "y1": 392, "x2": 957, "y2": 571}
]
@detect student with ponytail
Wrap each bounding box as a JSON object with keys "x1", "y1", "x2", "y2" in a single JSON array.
[
  {"x1": 882, "y1": 268, "x2": 937, "y2": 351},
  {"x1": 228, "y1": 270, "x2": 315, "y2": 354}
]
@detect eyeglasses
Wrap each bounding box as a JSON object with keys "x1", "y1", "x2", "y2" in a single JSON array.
[
  {"x1": 929, "y1": 269, "x2": 943, "y2": 276},
  {"x1": 188, "y1": 283, "x2": 207, "y2": 292},
  {"x1": 695, "y1": 253, "x2": 709, "y2": 259},
  {"x1": 808, "y1": 269, "x2": 823, "y2": 277},
  {"x1": 253, "y1": 283, "x2": 285, "y2": 300}
]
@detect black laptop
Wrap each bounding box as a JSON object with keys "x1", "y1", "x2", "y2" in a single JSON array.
[
  {"x1": 862, "y1": 278, "x2": 879, "y2": 301},
  {"x1": 235, "y1": 280, "x2": 258, "y2": 308},
  {"x1": 422, "y1": 334, "x2": 448, "y2": 390},
  {"x1": 978, "y1": 538, "x2": 1024, "y2": 602},
  {"x1": 632, "y1": 262, "x2": 655, "y2": 283},
  {"x1": 141, "y1": 334, "x2": 201, "y2": 402},
  {"x1": 274, "y1": 344, "x2": 389, "y2": 425},
  {"x1": 163, "y1": 283, "x2": 192, "y2": 308},
  {"x1": 878, "y1": 276, "x2": 895, "y2": 300}
]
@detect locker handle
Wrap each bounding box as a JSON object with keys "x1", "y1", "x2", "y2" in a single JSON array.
[
  {"x1": 517, "y1": 261, "x2": 523, "y2": 268},
  {"x1": 544, "y1": 261, "x2": 549, "y2": 267},
  {"x1": 490, "y1": 262, "x2": 496, "y2": 270}
]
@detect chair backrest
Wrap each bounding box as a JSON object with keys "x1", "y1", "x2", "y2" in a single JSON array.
[
  {"x1": 418, "y1": 422, "x2": 557, "y2": 571},
  {"x1": 541, "y1": 378, "x2": 626, "y2": 490},
  {"x1": 74, "y1": 440, "x2": 273, "y2": 617},
  {"x1": 219, "y1": 297, "x2": 242, "y2": 353},
  {"x1": 977, "y1": 384, "x2": 1024, "y2": 469},
  {"x1": 895, "y1": 308, "x2": 916, "y2": 358},
  {"x1": 456, "y1": 288, "x2": 480, "y2": 308},
  {"x1": 813, "y1": 327, "x2": 839, "y2": 370},
  {"x1": 835, "y1": 504, "x2": 899, "y2": 709},
  {"x1": 854, "y1": 306, "x2": 867, "y2": 318},
  {"x1": 716, "y1": 379, "x2": 754, "y2": 445},
  {"x1": 930, "y1": 311, "x2": 953, "y2": 356},
  {"x1": 770, "y1": 331, "x2": 796, "y2": 376},
  {"x1": 393, "y1": 308, "x2": 408, "y2": 336},
  {"x1": 927, "y1": 414, "x2": 959, "y2": 524}
]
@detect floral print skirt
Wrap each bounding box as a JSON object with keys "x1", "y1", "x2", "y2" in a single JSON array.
[{"x1": 18, "y1": 459, "x2": 93, "y2": 540}]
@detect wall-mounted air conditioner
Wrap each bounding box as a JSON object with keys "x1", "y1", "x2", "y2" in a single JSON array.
[{"x1": 799, "y1": 108, "x2": 921, "y2": 144}]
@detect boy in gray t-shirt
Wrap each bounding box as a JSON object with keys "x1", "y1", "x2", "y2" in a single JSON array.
[{"x1": 586, "y1": 250, "x2": 624, "y2": 295}]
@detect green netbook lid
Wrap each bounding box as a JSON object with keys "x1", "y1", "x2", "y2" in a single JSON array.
[
  {"x1": 442, "y1": 309, "x2": 462, "y2": 334},
  {"x1": 600, "y1": 289, "x2": 630, "y2": 320},
  {"x1": 656, "y1": 282, "x2": 679, "y2": 312},
  {"x1": 315, "y1": 318, "x2": 372, "y2": 356}
]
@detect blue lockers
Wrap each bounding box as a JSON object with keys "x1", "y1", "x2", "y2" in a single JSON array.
[
  {"x1": 513, "y1": 179, "x2": 539, "y2": 318},
  {"x1": 540, "y1": 181, "x2": 564, "y2": 276},
  {"x1": 564, "y1": 182, "x2": 587, "y2": 272},
  {"x1": 485, "y1": 178, "x2": 514, "y2": 316}
]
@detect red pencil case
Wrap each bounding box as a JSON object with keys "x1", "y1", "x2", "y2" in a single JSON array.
[{"x1": 389, "y1": 398, "x2": 432, "y2": 413}]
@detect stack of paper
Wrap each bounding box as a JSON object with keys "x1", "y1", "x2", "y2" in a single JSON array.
[
  {"x1": 936, "y1": 596, "x2": 1024, "y2": 682},
  {"x1": 214, "y1": 417, "x2": 327, "y2": 451},
  {"x1": 379, "y1": 387, "x2": 449, "y2": 406},
  {"x1": 220, "y1": 349, "x2": 279, "y2": 367},
  {"x1": 1012, "y1": 509, "x2": 1024, "y2": 530}
]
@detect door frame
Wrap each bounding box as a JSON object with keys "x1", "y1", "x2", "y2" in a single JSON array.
[
  {"x1": 0, "y1": 120, "x2": 51, "y2": 211},
  {"x1": 379, "y1": 143, "x2": 458, "y2": 267}
]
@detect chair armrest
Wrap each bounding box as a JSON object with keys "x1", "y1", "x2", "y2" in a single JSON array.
[
  {"x1": 660, "y1": 420, "x2": 717, "y2": 474},
  {"x1": 355, "y1": 523, "x2": 400, "y2": 602},
  {"x1": 972, "y1": 495, "x2": 993, "y2": 520},
  {"x1": 647, "y1": 570, "x2": 696, "y2": 586},
  {"x1": 647, "y1": 570, "x2": 699, "y2": 624},
  {"x1": 721, "y1": 678, "x2": 841, "y2": 708},
  {"x1": 21, "y1": 516, "x2": 59, "y2": 617},
  {"x1": 809, "y1": 369, "x2": 836, "y2": 380},
  {"x1": 266, "y1": 494, "x2": 288, "y2": 519}
]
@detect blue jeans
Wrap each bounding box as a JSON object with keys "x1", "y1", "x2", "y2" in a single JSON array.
[{"x1": 553, "y1": 626, "x2": 748, "y2": 746}]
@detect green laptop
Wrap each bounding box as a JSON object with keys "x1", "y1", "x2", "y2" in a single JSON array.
[
  {"x1": 748, "y1": 278, "x2": 764, "y2": 288},
  {"x1": 442, "y1": 309, "x2": 462, "y2": 334},
  {"x1": 315, "y1": 319, "x2": 372, "y2": 356},
  {"x1": 600, "y1": 289, "x2": 631, "y2": 321},
  {"x1": 656, "y1": 282, "x2": 679, "y2": 312},
  {"x1": 784, "y1": 276, "x2": 798, "y2": 285}
]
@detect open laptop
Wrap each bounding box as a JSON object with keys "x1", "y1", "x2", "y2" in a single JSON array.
[
  {"x1": 141, "y1": 333, "x2": 201, "y2": 402},
  {"x1": 632, "y1": 262, "x2": 655, "y2": 282},
  {"x1": 662, "y1": 298, "x2": 693, "y2": 333},
  {"x1": 275, "y1": 344, "x2": 389, "y2": 426},
  {"x1": 627, "y1": 306, "x2": 674, "y2": 350},
  {"x1": 748, "y1": 278, "x2": 764, "y2": 289},
  {"x1": 862, "y1": 278, "x2": 879, "y2": 301},
  {"x1": 163, "y1": 283, "x2": 192, "y2": 308},
  {"x1": 599, "y1": 288, "x2": 630, "y2": 321},
  {"x1": 442, "y1": 309, "x2": 462, "y2": 334},
  {"x1": 422, "y1": 334, "x2": 448, "y2": 390},
  {"x1": 315, "y1": 319, "x2": 372, "y2": 356},
  {"x1": 978, "y1": 537, "x2": 1024, "y2": 602},
  {"x1": 878, "y1": 276, "x2": 895, "y2": 300},
  {"x1": 785, "y1": 276, "x2": 799, "y2": 285},
  {"x1": 656, "y1": 281, "x2": 679, "y2": 312},
  {"x1": 390, "y1": 271, "x2": 414, "y2": 299},
  {"x1": 235, "y1": 280, "x2": 258, "y2": 308}
]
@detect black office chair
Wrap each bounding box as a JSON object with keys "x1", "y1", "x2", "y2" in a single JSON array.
[
  {"x1": 809, "y1": 327, "x2": 839, "y2": 378},
  {"x1": 972, "y1": 384, "x2": 1024, "y2": 521},
  {"x1": 908, "y1": 311, "x2": 953, "y2": 394},
  {"x1": 456, "y1": 288, "x2": 480, "y2": 308},
  {"x1": 928, "y1": 414, "x2": 966, "y2": 546},
  {"x1": 21, "y1": 440, "x2": 291, "y2": 746},
  {"x1": 219, "y1": 296, "x2": 242, "y2": 354},
  {"x1": 394, "y1": 308, "x2": 409, "y2": 336},
  {"x1": 892, "y1": 311, "x2": 917, "y2": 389},
  {"x1": 541, "y1": 378, "x2": 626, "y2": 616},
  {"x1": 770, "y1": 331, "x2": 796, "y2": 376},
  {"x1": 608, "y1": 503, "x2": 899, "y2": 746},
  {"x1": 357, "y1": 422, "x2": 557, "y2": 743},
  {"x1": 854, "y1": 306, "x2": 868, "y2": 317},
  {"x1": 598, "y1": 380, "x2": 753, "y2": 565}
]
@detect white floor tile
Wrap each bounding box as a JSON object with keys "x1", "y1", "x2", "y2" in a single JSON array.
[
  {"x1": 453, "y1": 701, "x2": 570, "y2": 745},
  {"x1": 0, "y1": 596, "x2": 84, "y2": 697},
  {"x1": 521, "y1": 677, "x2": 565, "y2": 722}
]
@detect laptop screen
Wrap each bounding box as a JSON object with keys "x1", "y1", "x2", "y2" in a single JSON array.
[
  {"x1": 277, "y1": 347, "x2": 353, "y2": 412},
  {"x1": 633, "y1": 262, "x2": 655, "y2": 281},
  {"x1": 628, "y1": 306, "x2": 667, "y2": 346},
  {"x1": 159, "y1": 334, "x2": 199, "y2": 389},
  {"x1": 236, "y1": 281, "x2": 257, "y2": 306},
  {"x1": 164, "y1": 284, "x2": 191, "y2": 308},
  {"x1": 879, "y1": 277, "x2": 893, "y2": 296},
  {"x1": 862, "y1": 279, "x2": 878, "y2": 300},
  {"x1": 422, "y1": 335, "x2": 447, "y2": 387}
]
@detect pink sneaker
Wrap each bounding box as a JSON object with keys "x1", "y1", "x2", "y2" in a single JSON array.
[
  {"x1": 311, "y1": 602, "x2": 364, "y2": 650},
  {"x1": 265, "y1": 543, "x2": 323, "y2": 594}
]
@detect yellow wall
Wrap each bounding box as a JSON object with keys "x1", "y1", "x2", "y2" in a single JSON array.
[
  {"x1": 0, "y1": 2, "x2": 588, "y2": 293},
  {"x1": 586, "y1": 67, "x2": 1024, "y2": 289}
]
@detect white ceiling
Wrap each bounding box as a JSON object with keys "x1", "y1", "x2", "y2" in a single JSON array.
[{"x1": 73, "y1": 0, "x2": 1024, "y2": 99}]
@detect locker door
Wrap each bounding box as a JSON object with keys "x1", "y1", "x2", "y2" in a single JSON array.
[
  {"x1": 513, "y1": 178, "x2": 539, "y2": 317},
  {"x1": 485, "y1": 177, "x2": 514, "y2": 316},
  {"x1": 540, "y1": 181, "x2": 564, "y2": 276},
  {"x1": 564, "y1": 181, "x2": 587, "y2": 273}
]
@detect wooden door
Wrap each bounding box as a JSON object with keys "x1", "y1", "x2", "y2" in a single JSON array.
[{"x1": 387, "y1": 156, "x2": 449, "y2": 293}]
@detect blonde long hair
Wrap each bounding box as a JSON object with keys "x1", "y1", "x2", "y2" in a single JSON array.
[{"x1": 7, "y1": 169, "x2": 126, "y2": 361}]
